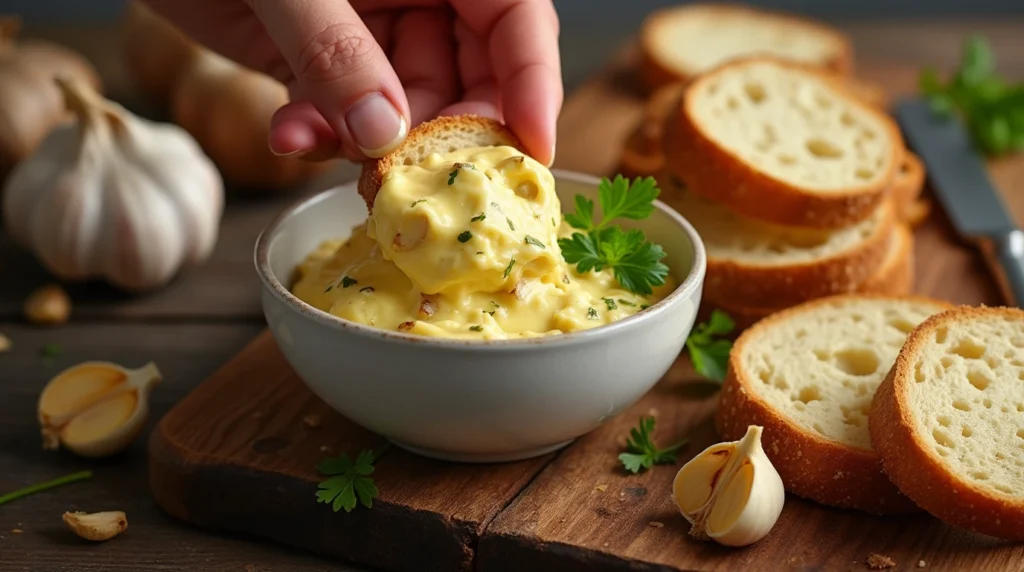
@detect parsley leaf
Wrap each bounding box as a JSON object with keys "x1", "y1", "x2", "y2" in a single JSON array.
[
  {"x1": 685, "y1": 310, "x2": 735, "y2": 382},
  {"x1": 587, "y1": 307, "x2": 598, "y2": 320},
  {"x1": 470, "y1": 213, "x2": 486, "y2": 222},
  {"x1": 618, "y1": 416, "x2": 687, "y2": 474},
  {"x1": 603, "y1": 297, "x2": 617, "y2": 311},
  {"x1": 920, "y1": 35, "x2": 1024, "y2": 156},
  {"x1": 458, "y1": 231, "x2": 473, "y2": 243},
  {"x1": 315, "y1": 445, "x2": 388, "y2": 513},
  {"x1": 557, "y1": 176, "x2": 668, "y2": 295}
]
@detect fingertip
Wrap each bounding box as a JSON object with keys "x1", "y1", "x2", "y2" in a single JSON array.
[
  {"x1": 269, "y1": 120, "x2": 316, "y2": 156},
  {"x1": 502, "y1": 65, "x2": 561, "y2": 166},
  {"x1": 269, "y1": 102, "x2": 342, "y2": 160}
]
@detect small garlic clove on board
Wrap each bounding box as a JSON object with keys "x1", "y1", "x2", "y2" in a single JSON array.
[
  {"x1": 672, "y1": 425, "x2": 784, "y2": 547},
  {"x1": 63, "y1": 510, "x2": 127, "y2": 541},
  {"x1": 38, "y1": 361, "x2": 161, "y2": 457}
]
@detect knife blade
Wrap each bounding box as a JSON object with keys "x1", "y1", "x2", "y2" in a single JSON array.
[{"x1": 894, "y1": 98, "x2": 1024, "y2": 306}]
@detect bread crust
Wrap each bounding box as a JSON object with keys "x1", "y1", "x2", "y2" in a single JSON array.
[
  {"x1": 663, "y1": 57, "x2": 904, "y2": 229},
  {"x1": 699, "y1": 199, "x2": 897, "y2": 309},
  {"x1": 870, "y1": 305, "x2": 1024, "y2": 540},
  {"x1": 716, "y1": 294, "x2": 952, "y2": 514},
  {"x1": 892, "y1": 151, "x2": 927, "y2": 225},
  {"x1": 356, "y1": 115, "x2": 520, "y2": 209},
  {"x1": 617, "y1": 84, "x2": 683, "y2": 179},
  {"x1": 639, "y1": 3, "x2": 853, "y2": 92}
]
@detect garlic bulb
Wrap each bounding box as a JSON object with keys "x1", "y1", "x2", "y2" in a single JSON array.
[
  {"x1": 672, "y1": 425, "x2": 784, "y2": 547},
  {"x1": 2, "y1": 78, "x2": 223, "y2": 292},
  {"x1": 121, "y1": 1, "x2": 198, "y2": 103}
]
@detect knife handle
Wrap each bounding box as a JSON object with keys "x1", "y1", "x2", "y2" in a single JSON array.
[{"x1": 993, "y1": 230, "x2": 1024, "y2": 307}]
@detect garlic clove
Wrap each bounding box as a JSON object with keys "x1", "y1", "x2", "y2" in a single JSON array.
[
  {"x1": 63, "y1": 510, "x2": 127, "y2": 541},
  {"x1": 673, "y1": 425, "x2": 785, "y2": 547},
  {"x1": 38, "y1": 361, "x2": 160, "y2": 457},
  {"x1": 23, "y1": 284, "x2": 71, "y2": 325}
]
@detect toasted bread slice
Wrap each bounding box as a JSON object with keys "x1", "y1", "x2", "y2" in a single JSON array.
[
  {"x1": 357, "y1": 115, "x2": 520, "y2": 208},
  {"x1": 871, "y1": 306, "x2": 1024, "y2": 539},
  {"x1": 842, "y1": 76, "x2": 889, "y2": 110},
  {"x1": 892, "y1": 151, "x2": 929, "y2": 226},
  {"x1": 663, "y1": 58, "x2": 904, "y2": 229},
  {"x1": 663, "y1": 179, "x2": 895, "y2": 308},
  {"x1": 700, "y1": 224, "x2": 914, "y2": 330},
  {"x1": 717, "y1": 295, "x2": 952, "y2": 513},
  {"x1": 617, "y1": 83, "x2": 684, "y2": 179},
  {"x1": 640, "y1": 3, "x2": 851, "y2": 91}
]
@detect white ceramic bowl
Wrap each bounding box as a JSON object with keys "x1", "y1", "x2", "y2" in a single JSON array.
[{"x1": 255, "y1": 171, "x2": 706, "y2": 463}]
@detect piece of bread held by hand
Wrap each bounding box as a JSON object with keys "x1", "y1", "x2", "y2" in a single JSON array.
[
  {"x1": 716, "y1": 294, "x2": 952, "y2": 514},
  {"x1": 357, "y1": 115, "x2": 521, "y2": 209},
  {"x1": 663, "y1": 57, "x2": 904, "y2": 229},
  {"x1": 871, "y1": 306, "x2": 1024, "y2": 540}
]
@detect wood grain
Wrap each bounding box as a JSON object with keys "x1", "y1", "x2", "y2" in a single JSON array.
[{"x1": 149, "y1": 331, "x2": 552, "y2": 572}]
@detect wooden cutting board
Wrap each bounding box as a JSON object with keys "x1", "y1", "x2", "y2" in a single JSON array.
[{"x1": 149, "y1": 48, "x2": 1023, "y2": 572}]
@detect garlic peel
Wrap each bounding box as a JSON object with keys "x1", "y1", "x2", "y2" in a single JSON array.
[
  {"x1": 39, "y1": 361, "x2": 161, "y2": 457},
  {"x1": 673, "y1": 425, "x2": 784, "y2": 547},
  {"x1": 63, "y1": 511, "x2": 127, "y2": 541},
  {"x1": 2, "y1": 78, "x2": 223, "y2": 292}
]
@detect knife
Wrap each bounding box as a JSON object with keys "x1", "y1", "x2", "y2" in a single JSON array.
[{"x1": 894, "y1": 98, "x2": 1024, "y2": 307}]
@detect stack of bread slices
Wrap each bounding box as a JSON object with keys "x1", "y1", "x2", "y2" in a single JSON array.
[{"x1": 620, "y1": 3, "x2": 931, "y2": 329}]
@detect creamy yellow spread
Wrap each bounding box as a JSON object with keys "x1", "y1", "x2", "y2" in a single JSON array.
[{"x1": 291, "y1": 146, "x2": 673, "y2": 340}]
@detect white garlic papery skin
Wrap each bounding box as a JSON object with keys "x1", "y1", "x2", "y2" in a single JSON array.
[
  {"x1": 2, "y1": 77, "x2": 223, "y2": 292},
  {"x1": 672, "y1": 425, "x2": 785, "y2": 547}
]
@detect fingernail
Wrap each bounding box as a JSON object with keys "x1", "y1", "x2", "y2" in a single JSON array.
[{"x1": 346, "y1": 93, "x2": 407, "y2": 158}]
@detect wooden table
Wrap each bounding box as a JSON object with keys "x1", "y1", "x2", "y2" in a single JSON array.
[{"x1": 2, "y1": 17, "x2": 1023, "y2": 572}]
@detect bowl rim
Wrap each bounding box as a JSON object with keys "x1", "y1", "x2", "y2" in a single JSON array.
[{"x1": 254, "y1": 169, "x2": 706, "y2": 351}]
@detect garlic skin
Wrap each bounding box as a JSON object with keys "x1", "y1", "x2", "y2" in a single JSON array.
[
  {"x1": 2, "y1": 78, "x2": 223, "y2": 292},
  {"x1": 38, "y1": 361, "x2": 161, "y2": 457},
  {"x1": 63, "y1": 511, "x2": 127, "y2": 541},
  {"x1": 673, "y1": 425, "x2": 784, "y2": 547}
]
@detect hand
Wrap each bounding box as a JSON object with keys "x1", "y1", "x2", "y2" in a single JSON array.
[{"x1": 144, "y1": 0, "x2": 563, "y2": 165}]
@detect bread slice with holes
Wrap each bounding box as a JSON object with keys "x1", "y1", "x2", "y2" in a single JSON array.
[
  {"x1": 716, "y1": 295, "x2": 952, "y2": 513},
  {"x1": 639, "y1": 3, "x2": 852, "y2": 91},
  {"x1": 663, "y1": 57, "x2": 904, "y2": 229},
  {"x1": 662, "y1": 180, "x2": 896, "y2": 308},
  {"x1": 357, "y1": 115, "x2": 521, "y2": 209},
  {"x1": 701, "y1": 223, "x2": 915, "y2": 330},
  {"x1": 870, "y1": 306, "x2": 1024, "y2": 539}
]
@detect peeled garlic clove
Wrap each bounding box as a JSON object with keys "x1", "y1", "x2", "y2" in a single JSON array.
[
  {"x1": 63, "y1": 511, "x2": 127, "y2": 541},
  {"x1": 672, "y1": 425, "x2": 784, "y2": 547},
  {"x1": 23, "y1": 284, "x2": 71, "y2": 325},
  {"x1": 38, "y1": 361, "x2": 160, "y2": 457}
]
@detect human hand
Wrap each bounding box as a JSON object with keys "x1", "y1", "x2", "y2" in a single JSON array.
[{"x1": 144, "y1": 0, "x2": 563, "y2": 165}]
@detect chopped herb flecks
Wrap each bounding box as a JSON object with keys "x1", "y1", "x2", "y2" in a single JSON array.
[
  {"x1": 483, "y1": 309, "x2": 496, "y2": 316},
  {"x1": 458, "y1": 231, "x2": 473, "y2": 243},
  {"x1": 525, "y1": 235, "x2": 545, "y2": 249},
  {"x1": 342, "y1": 276, "x2": 358, "y2": 288},
  {"x1": 504, "y1": 258, "x2": 516, "y2": 279},
  {"x1": 552, "y1": 217, "x2": 556, "y2": 227},
  {"x1": 360, "y1": 287, "x2": 375, "y2": 293},
  {"x1": 618, "y1": 299, "x2": 636, "y2": 307},
  {"x1": 448, "y1": 169, "x2": 458, "y2": 185},
  {"x1": 491, "y1": 301, "x2": 500, "y2": 308},
  {"x1": 490, "y1": 201, "x2": 502, "y2": 212},
  {"x1": 471, "y1": 213, "x2": 486, "y2": 223},
  {"x1": 640, "y1": 304, "x2": 650, "y2": 310},
  {"x1": 603, "y1": 298, "x2": 617, "y2": 311},
  {"x1": 410, "y1": 199, "x2": 427, "y2": 207},
  {"x1": 469, "y1": 325, "x2": 483, "y2": 332},
  {"x1": 587, "y1": 307, "x2": 599, "y2": 320},
  {"x1": 506, "y1": 218, "x2": 515, "y2": 231}
]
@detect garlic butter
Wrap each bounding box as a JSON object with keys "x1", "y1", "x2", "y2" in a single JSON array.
[
  {"x1": 291, "y1": 146, "x2": 673, "y2": 339},
  {"x1": 673, "y1": 425, "x2": 784, "y2": 547}
]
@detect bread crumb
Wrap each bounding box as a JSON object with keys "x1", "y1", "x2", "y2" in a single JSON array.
[
  {"x1": 0, "y1": 333, "x2": 11, "y2": 353},
  {"x1": 303, "y1": 413, "x2": 322, "y2": 428},
  {"x1": 866, "y1": 554, "x2": 896, "y2": 569},
  {"x1": 594, "y1": 484, "x2": 608, "y2": 492},
  {"x1": 11, "y1": 529, "x2": 22, "y2": 534},
  {"x1": 918, "y1": 561, "x2": 926, "y2": 568},
  {"x1": 649, "y1": 521, "x2": 664, "y2": 528}
]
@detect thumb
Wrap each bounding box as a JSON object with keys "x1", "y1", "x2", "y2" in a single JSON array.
[{"x1": 249, "y1": 0, "x2": 409, "y2": 159}]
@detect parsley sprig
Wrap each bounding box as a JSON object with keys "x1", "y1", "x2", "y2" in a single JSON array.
[
  {"x1": 920, "y1": 35, "x2": 1024, "y2": 156},
  {"x1": 618, "y1": 416, "x2": 687, "y2": 474},
  {"x1": 315, "y1": 444, "x2": 388, "y2": 513},
  {"x1": 685, "y1": 310, "x2": 735, "y2": 382},
  {"x1": 558, "y1": 176, "x2": 668, "y2": 295}
]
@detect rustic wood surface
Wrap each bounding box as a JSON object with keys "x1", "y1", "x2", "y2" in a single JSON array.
[{"x1": 2, "y1": 16, "x2": 1024, "y2": 572}]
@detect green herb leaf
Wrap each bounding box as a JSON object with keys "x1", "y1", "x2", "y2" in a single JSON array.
[
  {"x1": 448, "y1": 169, "x2": 459, "y2": 185},
  {"x1": 618, "y1": 416, "x2": 687, "y2": 474},
  {"x1": 40, "y1": 343, "x2": 62, "y2": 359},
  {"x1": 618, "y1": 299, "x2": 636, "y2": 307},
  {"x1": 504, "y1": 257, "x2": 516, "y2": 279},
  {"x1": 469, "y1": 325, "x2": 483, "y2": 332},
  {"x1": 524, "y1": 235, "x2": 545, "y2": 249},
  {"x1": 359, "y1": 286, "x2": 375, "y2": 293},
  {"x1": 0, "y1": 470, "x2": 93, "y2": 507},
  {"x1": 506, "y1": 217, "x2": 516, "y2": 231},
  {"x1": 598, "y1": 175, "x2": 659, "y2": 222},
  {"x1": 603, "y1": 297, "x2": 617, "y2": 311},
  {"x1": 685, "y1": 310, "x2": 735, "y2": 383},
  {"x1": 564, "y1": 195, "x2": 594, "y2": 230},
  {"x1": 470, "y1": 213, "x2": 486, "y2": 222},
  {"x1": 410, "y1": 199, "x2": 427, "y2": 207},
  {"x1": 458, "y1": 231, "x2": 473, "y2": 243},
  {"x1": 315, "y1": 445, "x2": 388, "y2": 513},
  {"x1": 341, "y1": 276, "x2": 357, "y2": 288},
  {"x1": 587, "y1": 307, "x2": 598, "y2": 320}
]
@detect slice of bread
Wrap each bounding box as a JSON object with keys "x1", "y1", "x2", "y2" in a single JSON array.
[
  {"x1": 640, "y1": 3, "x2": 851, "y2": 91},
  {"x1": 663, "y1": 182, "x2": 895, "y2": 308},
  {"x1": 357, "y1": 115, "x2": 521, "y2": 208},
  {"x1": 663, "y1": 58, "x2": 904, "y2": 229},
  {"x1": 871, "y1": 306, "x2": 1024, "y2": 539},
  {"x1": 842, "y1": 76, "x2": 889, "y2": 110},
  {"x1": 717, "y1": 295, "x2": 952, "y2": 513},
  {"x1": 618, "y1": 83, "x2": 684, "y2": 179},
  {"x1": 701, "y1": 223, "x2": 915, "y2": 331},
  {"x1": 891, "y1": 151, "x2": 929, "y2": 227}
]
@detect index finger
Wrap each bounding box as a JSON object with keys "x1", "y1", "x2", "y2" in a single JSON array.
[{"x1": 451, "y1": 0, "x2": 562, "y2": 166}]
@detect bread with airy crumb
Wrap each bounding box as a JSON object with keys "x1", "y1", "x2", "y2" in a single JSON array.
[
  {"x1": 662, "y1": 180, "x2": 895, "y2": 308},
  {"x1": 663, "y1": 58, "x2": 904, "y2": 229},
  {"x1": 357, "y1": 115, "x2": 520, "y2": 208},
  {"x1": 871, "y1": 306, "x2": 1024, "y2": 539},
  {"x1": 716, "y1": 295, "x2": 951, "y2": 513},
  {"x1": 640, "y1": 3, "x2": 852, "y2": 91}
]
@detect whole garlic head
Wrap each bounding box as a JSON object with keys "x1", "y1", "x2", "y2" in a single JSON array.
[
  {"x1": 2, "y1": 77, "x2": 223, "y2": 292},
  {"x1": 672, "y1": 425, "x2": 784, "y2": 547}
]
